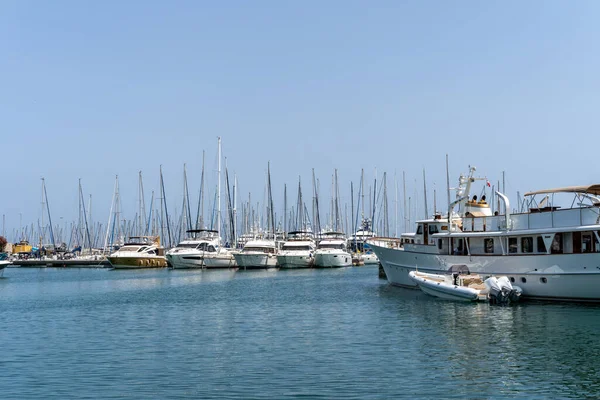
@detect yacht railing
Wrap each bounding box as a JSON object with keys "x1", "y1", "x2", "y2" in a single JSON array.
[{"x1": 461, "y1": 206, "x2": 600, "y2": 233}]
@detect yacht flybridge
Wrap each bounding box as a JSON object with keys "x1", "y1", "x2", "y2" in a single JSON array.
[{"x1": 369, "y1": 166, "x2": 600, "y2": 301}]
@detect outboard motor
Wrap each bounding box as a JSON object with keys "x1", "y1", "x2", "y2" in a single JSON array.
[
  {"x1": 484, "y1": 277, "x2": 502, "y2": 305},
  {"x1": 485, "y1": 276, "x2": 521, "y2": 305},
  {"x1": 497, "y1": 276, "x2": 522, "y2": 303}
]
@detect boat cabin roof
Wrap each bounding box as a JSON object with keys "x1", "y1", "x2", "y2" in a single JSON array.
[
  {"x1": 525, "y1": 184, "x2": 600, "y2": 196},
  {"x1": 287, "y1": 230, "x2": 311, "y2": 235}
]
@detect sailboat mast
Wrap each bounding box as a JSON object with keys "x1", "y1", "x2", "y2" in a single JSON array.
[
  {"x1": 103, "y1": 176, "x2": 117, "y2": 253},
  {"x1": 217, "y1": 137, "x2": 221, "y2": 245},
  {"x1": 284, "y1": 183, "x2": 287, "y2": 234},
  {"x1": 423, "y1": 168, "x2": 428, "y2": 219},
  {"x1": 361, "y1": 169, "x2": 365, "y2": 219},
  {"x1": 42, "y1": 178, "x2": 55, "y2": 250},
  {"x1": 196, "y1": 150, "x2": 205, "y2": 230},
  {"x1": 446, "y1": 154, "x2": 451, "y2": 220},
  {"x1": 394, "y1": 171, "x2": 398, "y2": 237},
  {"x1": 233, "y1": 173, "x2": 237, "y2": 248},
  {"x1": 267, "y1": 162, "x2": 275, "y2": 237},
  {"x1": 41, "y1": 178, "x2": 45, "y2": 249},
  {"x1": 403, "y1": 171, "x2": 407, "y2": 232},
  {"x1": 160, "y1": 166, "x2": 172, "y2": 248}
]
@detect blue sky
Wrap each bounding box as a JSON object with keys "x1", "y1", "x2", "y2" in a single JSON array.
[{"x1": 2, "y1": 1, "x2": 600, "y2": 240}]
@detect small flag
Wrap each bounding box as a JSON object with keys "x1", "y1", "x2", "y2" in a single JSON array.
[{"x1": 486, "y1": 180, "x2": 491, "y2": 187}]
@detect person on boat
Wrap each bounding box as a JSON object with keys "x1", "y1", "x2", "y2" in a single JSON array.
[{"x1": 478, "y1": 195, "x2": 487, "y2": 204}]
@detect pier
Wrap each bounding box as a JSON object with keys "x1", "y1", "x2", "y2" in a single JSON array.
[{"x1": 10, "y1": 259, "x2": 110, "y2": 268}]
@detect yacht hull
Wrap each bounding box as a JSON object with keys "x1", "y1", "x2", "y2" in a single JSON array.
[
  {"x1": 371, "y1": 243, "x2": 600, "y2": 301},
  {"x1": 277, "y1": 253, "x2": 314, "y2": 269},
  {"x1": 234, "y1": 253, "x2": 278, "y2": 269},
  {"x1": 203, "y1": 253, "x2": 237, "y2": 268},
  {"x1": 314, "y1": 252, "x2": 352, "y2": 268},
  {"x1": 166, "y1": 253, "x2": 204, "y2": 269},
  {"x1": 108, "y1": 256, "x2": 167, "y2": 269}
]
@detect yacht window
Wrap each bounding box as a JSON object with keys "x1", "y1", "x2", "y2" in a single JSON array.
[
  {"x1": 416, "y1": 225, "x2": 423, "y2": 234},
  {"x1": 148, "y1": 250, "x2": 156, "y2": 255},
  {"x1": 198, "y1": 243, "x2": 208, "y2": 251},
  {"x1": 537, "y1": 236, "x2": 547, "y2": 253},
  {"x1": 453, "y1": 239, "x2": 465, "y2": 255},
  {"x1": 282, "y1": 245, "x2": 312, "y2": 251},
  {"x1": 208, "y1": 245, "x2": 216, "y2": 252},
  {"x1": 521, "y1": 237, "x2": 533, "y2": 253},
  {"x1": 573, "y1": 232, "x2": 582, "y2": 254},
  {"x1": 318, "y1": 244, "x2": 344, "y2": 250},
  {"x1": 508, "y1": 238, "x2": 518, "y2": 254},
  {"x1": 551, "y1": 233, "x2": 563, "y2": 254},
  {"x1": 119, "y1": 246, "x2": 140, "y2": 252},
  {"x1": 176, "y1": 243, "x2": 201, "y2": 249},
  {"x1": 244, "y1": 247, "x2": 269, "y2": 253},
  {"x1": 484, "y1": 238, "x2": 494, "y2": 254},
  {"x1": 437, "y1": 239, "x2": 443, "y2": 250},
  {"x1": 429, "y1": 225, "x2": 439, "y2": 234},
  {"x1": 582, "y1": 234, "x2": 593, "y2": 253}
]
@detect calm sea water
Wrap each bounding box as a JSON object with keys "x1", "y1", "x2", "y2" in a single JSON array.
[{"x1": 1, "y1": 266, "x2": 600, "y2": 399}]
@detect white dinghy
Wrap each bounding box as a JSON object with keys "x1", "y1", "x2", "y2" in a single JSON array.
[{"x1": 408, "y1": 270, "x2": 522, "y2": 304}]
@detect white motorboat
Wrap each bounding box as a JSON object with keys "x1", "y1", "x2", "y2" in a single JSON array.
[
  {"x1": 408, "y1": 270, "x2": 522, "y2": 304},
  {"x1": 314, "y1": 232, "x2": 352, "y2": 268},
  {"x1": 0, "y1": 254, "x2": 10, "y2": 275},
  {"x1": 276, "y1": 231, "x2": 316, "y2": 269},
  {"x1": 234, "y1": 238, "x2": 278, "y2": 269},
  {"x1": 166, "y1": 230, "x2": 236, "y2": 269},
  {"x1": 348, "y1": 218, "x2": 379, "y2": 266},
  {"x1": 369, "y1": 165, "x2": 600, "y2": 302},
  {"x1": 107, "y1": 236, "x2": 167, "y2": 269}
]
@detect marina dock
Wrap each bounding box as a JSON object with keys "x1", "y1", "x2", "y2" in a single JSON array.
[{"x1": 10, "y1": 259, "x2": 110, "y2": 268}]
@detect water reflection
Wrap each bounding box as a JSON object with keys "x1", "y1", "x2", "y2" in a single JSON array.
[{"x1": 379, "y1": 283, "x2": 600, "y2": 397}]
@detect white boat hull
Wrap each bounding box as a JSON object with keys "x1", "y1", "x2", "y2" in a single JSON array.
[
  {"x1": 371, "y1": 242, "x2": 600, "y2": 301},
  {"x1": 234, "y1": 253, "x2": 278, "y2": 269},
  {"x1": 360, "y1": 253, "x2": 379, "y2": 265},
  {"x1": 314, "y1": 251, "x2": 352, "y2": 268},
  {"x1": 166, "y1": 253, "x2": 205, "y2": 269},
  {"x1": 277, "y1": 253, "x2": 314, "y2": 269},
  {"x1": 203, "y1": 252, "x2": 237, "y2": 268}
]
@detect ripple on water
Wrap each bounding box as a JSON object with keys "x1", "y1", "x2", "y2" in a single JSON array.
[{"x1": 1, "y1": 267, "x2": 600, "y2": 399}]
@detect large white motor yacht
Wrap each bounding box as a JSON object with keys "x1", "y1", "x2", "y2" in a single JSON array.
[{"x1": 369, "y1": 165, "x2": 600, "y2": 302}]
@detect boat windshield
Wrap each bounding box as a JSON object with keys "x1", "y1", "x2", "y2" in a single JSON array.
[
  {"x1": 176, "y1": 243, "x2": 201, "y2": 249},
  {"x1": 243, "y1": 247, "x2": 275, "y2": 253},
  {"x1": 282, "y1": 245, "x2": 312, "y2": 251},
  {"x1": 119, "y1": 246, "x2": 142, "y2": 252},
  {"x1": 318, "y1": 244, "x2": 345, "y2": 250}
]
